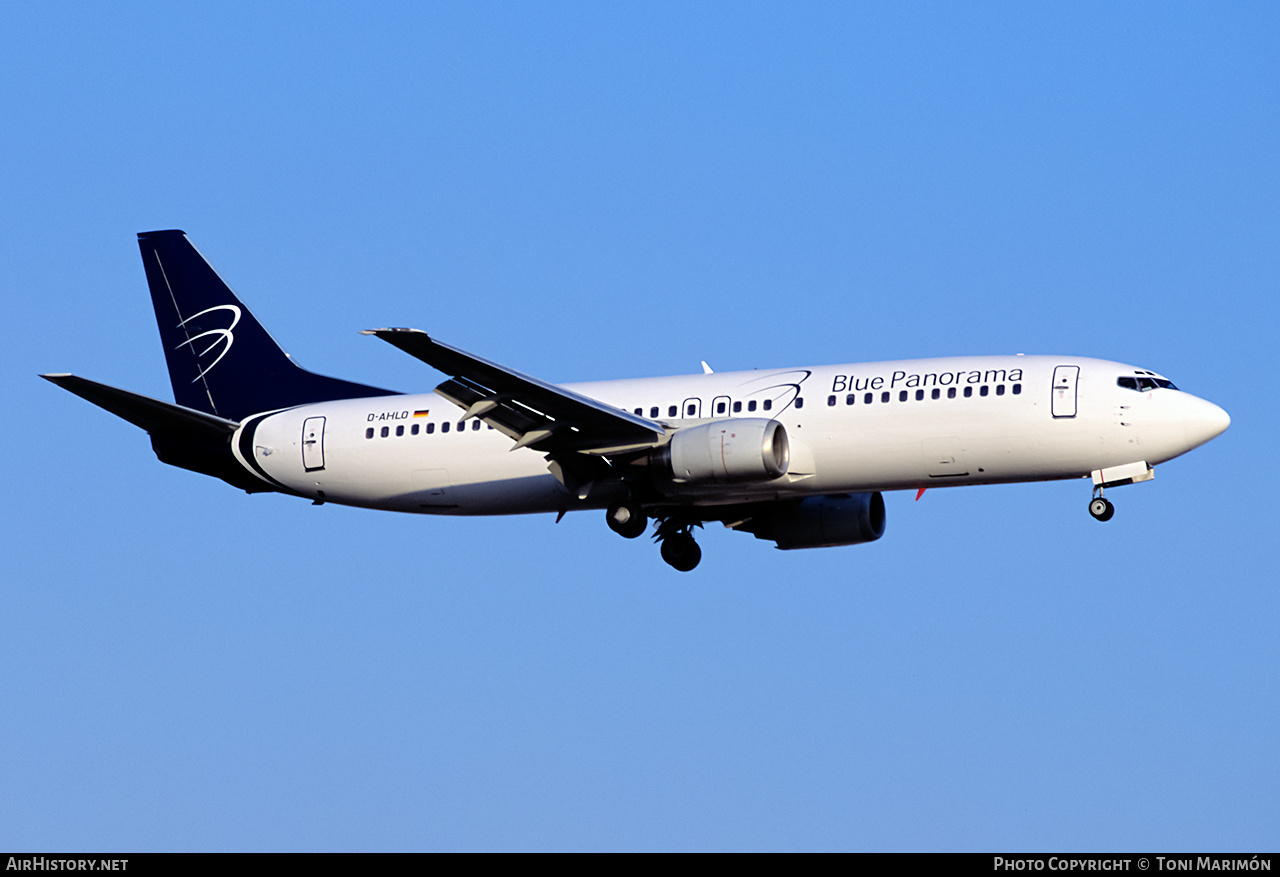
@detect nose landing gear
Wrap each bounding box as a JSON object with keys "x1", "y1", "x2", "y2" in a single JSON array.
[{"x1": 1088, "y1": 491, "x2": 1115, "y2": 522}]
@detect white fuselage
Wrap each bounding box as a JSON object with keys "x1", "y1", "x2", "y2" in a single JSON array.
[{"x1": 234, "y1": 355, "x2": 1228, "y2": 515}]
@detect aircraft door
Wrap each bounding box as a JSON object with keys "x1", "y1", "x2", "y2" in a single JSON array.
[
  {"x1": 413, "y1": 468, "x2": 452, "y2": 507},
  {"x1": 681, "y1": 397, "x2": 702, "y2": 419},
  {"x1": 302, "y1": 416, "x2": 326, "y2": 471},
  {"x1": 711, "y1": 395, "x2": 731, "y2": 417},
  {"x1": 1052, "y1": 366, "x2": 1079, "y2": 418}
]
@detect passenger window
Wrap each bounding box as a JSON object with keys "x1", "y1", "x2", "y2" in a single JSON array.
[
  {"x1": 827, "y1": 395, "x2": 836, "y2": 407},
  {"x1": 668, "y1": 405, "x2": 678, "y2": 417},
  {"x1": 996, "y1": 384, "x2": 1005, "y2": 396},
  {"x1": 457, "y1": 422, "x2": 466, "y2": 431},
  {"x1": 733, "y1": 401, "x2": 742, "y2": 413},
  {"x1": 650, "y1": 406, "x2": 659, "y2": 418},
  {"x1": 633, "y1": 408, "x2": 642, "y2": 415},
  {"x1": 763, "y1": 399, "x2": 772, "y2": 411},
  {"x1": 947, "y1": 387, "x2": 956, "y2": 399},
  {"x1": 747, "y1": 400, "x2": 757, "y2": 412},
  {"x1": 426, "y1": 422, "x2": 435, "y2": 434},
  {"x1": 931, "y1": 388, "x2": 940, "y2": 400},
  {"x1": 980, "y1": 386, "x2": 989, "y2": 397},
  {"x1": 964, "y1": 387, "x2": 973, "y2": 398},
  {"x1": 380, "y1": 426, "x2": 389, "y2": 438},
  {"x1": 915, "y1": 389, "x2": 924, "y2": 401},
  {"x1": 899, "y1": 390, "x2": 908, "y2": 402},
  {"x1": 1012, "y1": 383, "x2": 1022, "y2": 395},
  {"x1": 881, "y1": 391, "x2": 890, "y2": 403},
  {"x1": 365, "y1": 427, "x2": 374, "y2": 439},
  {"x1": 795, "y1": 397, "x2": 804, "y2": 409},
  {"x1": 396, "y1": 425, "x2": 404, "y2": 436},
  {"x1": 442, "y1": 422, "x2": 450, "y2": 433},
  {"x1": 472, "y1": 420, "x2": 480, "y2": 430},
  {"x1": 864, "y1": 393, "x2": 873, "y2": 404},
  {"x1": 411, "y1": 424, "x2": 419, "y2": 435},
  {"x1": 846, "y1": 394, "x2": 856, "y2": 405}
]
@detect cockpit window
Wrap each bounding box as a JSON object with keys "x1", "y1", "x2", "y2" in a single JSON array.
[{"x1": 1118, "y1": 376, "x2": 1178, "y2": 392}]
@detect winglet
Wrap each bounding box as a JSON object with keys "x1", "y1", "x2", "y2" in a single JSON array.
[{"x1": 701, "y1": 361, "x2": 714, "y2": 374}]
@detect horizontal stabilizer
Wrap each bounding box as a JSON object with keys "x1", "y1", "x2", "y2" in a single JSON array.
[{"x1": 41, "y1": 374, "x2": 240, "y2": 439}]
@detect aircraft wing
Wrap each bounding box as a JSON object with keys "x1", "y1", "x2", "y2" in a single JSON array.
[
  {"x1": 362, "y1": 328, "x2": 665, "y2": 454},
  {"x1": 41, "y1": 374, "x2": 240, "y2": 438}
]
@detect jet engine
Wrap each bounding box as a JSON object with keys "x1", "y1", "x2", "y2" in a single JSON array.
[
  {"x1": 738, "y1": 492, "x2": 886, "y2": 549},
  {"x1": 650, "y1": 418, "x2": 789, "y2": 486}
]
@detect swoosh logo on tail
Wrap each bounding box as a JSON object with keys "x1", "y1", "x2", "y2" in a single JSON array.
[{"x1": 175, "y1": 304, "x2": 242, "y2": 381}]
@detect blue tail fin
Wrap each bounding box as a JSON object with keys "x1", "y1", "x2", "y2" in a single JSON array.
[{"x1": 139, "y1": 230, "x2": 397, "y2": 421}]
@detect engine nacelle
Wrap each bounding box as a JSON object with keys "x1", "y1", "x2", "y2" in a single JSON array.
[
  {"x1": 740, "y1": 492, "x2": 886, "y2": 549},
  {"x1": 651, "y1": 418, "x2": 789, "y2": 486}
]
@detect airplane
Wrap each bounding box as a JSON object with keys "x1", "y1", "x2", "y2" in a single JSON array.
[{"x1": 43, "y1": 230, "x2": 1231, "y2": 571}]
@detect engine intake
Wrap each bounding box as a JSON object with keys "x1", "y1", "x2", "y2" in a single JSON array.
[
  {"x1": 651, "y1": 418, "x2": 789, "y2": 486},
  {"x1": 739, "y1": 492, "x2": 886, "y2": 549}
]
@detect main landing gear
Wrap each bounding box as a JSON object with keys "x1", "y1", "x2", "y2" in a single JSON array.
[
  {"x1": 655, "y1": 517, "x2": 701, "y2": 572},
  {"x1": 605, "y1": 501, "x2": 703, "y2": 571},
  {"x1": 1088, "y1": 489, "x2": 1115, "y2": 522},
  {"x1": 659, "y1": 531, "x2": 701, "y2": 572},
  {"x1": 606, "y1": 500, "x2": 648, "y2": 539}
]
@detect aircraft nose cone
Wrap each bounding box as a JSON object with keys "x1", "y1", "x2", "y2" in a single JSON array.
[{"x1": 1183, "y1": 396, "x2": 1230, "y2": 450}]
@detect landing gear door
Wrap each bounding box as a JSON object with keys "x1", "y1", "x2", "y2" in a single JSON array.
[
  {"x1": 302, "y1": 416, "x2": 326, "y2": 471},
  {"x1": 1052, "y1": 366, "x2": 1079, "y2": 418}
]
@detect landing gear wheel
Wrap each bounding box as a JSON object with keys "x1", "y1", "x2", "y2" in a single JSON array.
[
  {"x1": 1089, "y1": 497, "x2": 1115, "y2": 522},
  {"x1": 660, "y1": 534, "x2": 702, "y2": 572},
  {"x1": 606, "y1": 501, "x2": 647, "y2": 539}
]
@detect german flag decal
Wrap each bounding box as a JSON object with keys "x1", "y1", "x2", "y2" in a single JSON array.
[{"x1": 413, "y1": 410, "x2": 430, "y2": 418}]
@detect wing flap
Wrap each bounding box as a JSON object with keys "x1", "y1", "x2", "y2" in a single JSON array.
[{"x1": 363, "y1": 328, "x2": 665, "y2": 454}]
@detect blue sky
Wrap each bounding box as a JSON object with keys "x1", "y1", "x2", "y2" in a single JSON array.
[{"x1": 3, "y1": 2, "x2": 1277, "y2": 851}]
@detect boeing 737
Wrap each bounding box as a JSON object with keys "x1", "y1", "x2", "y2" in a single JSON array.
[{"x1": 43, "y1": 230, "x2": 1230, "y2": 570}]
